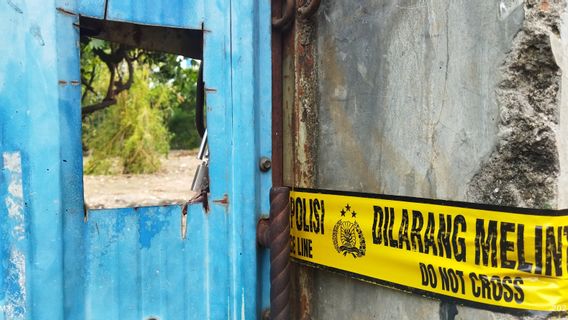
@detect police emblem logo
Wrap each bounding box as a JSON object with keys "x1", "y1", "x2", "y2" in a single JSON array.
[{"x1": 332, "y1": 203, "x2": 366, "y2": 258}]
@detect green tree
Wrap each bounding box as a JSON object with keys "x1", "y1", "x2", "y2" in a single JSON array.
[
  {"x1": 81, "y1": 38, "x2": 201, "y2": 174},
  {"x1": 84, "y1": 65, "x2": 171, "y2": 174},
  {"x1": 143, "y1": 52, "x2": 202, "y2": 149}
]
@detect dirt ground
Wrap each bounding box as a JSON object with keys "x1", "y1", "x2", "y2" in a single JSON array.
[{"x1": 83, "y1": 150, "x2": 200, "y2": 209}]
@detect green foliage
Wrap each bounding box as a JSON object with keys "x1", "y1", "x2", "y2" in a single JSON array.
[
  {"x1": 84, "y1": 66, "x2": 171, "y2": 174},
  {"x1": 81, "y1": 40, "x2": 111, "y2": 107},
  {"x1": 169, "y1": 103, "x2": 201, "y2": 149},
  {"x1": 146, "y1": 53, "x2": 202, "y2": 150},
  {"x1": 81, "y1": 38, "x2": 201, "y2": 174}
]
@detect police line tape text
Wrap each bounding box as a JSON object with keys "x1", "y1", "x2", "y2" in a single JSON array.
[
  {"x1": 419, "y1": 263, "x2": 524, "y2": 303},
  {"x1": 290, "y1": 197, "x2": 325, "y2": 235},
  {"x1": 290, "y1": 235, "x2": 313, "y2": 258},
  {"x1": 373, "y1": 206, "x2": 565, "y2": 277}
]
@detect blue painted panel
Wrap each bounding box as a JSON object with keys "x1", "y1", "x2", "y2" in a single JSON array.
[
  {"x1": 0, "y1": 0, "x2": 272, "y2": 318},
  {"x1": 55, "y1": 1, "x2": 87, "y2": 318},
  {"x1": 254, "y1": 0, "x2": 273, "y2": 310},
  {"x1": 226, "y1": 1, "x2": 273, "y2": 316},
  {"x1": 106, "y1": 0, "x2": 204, "y2": 29},
  {"x1": 202, "y1": 3, "x2": 233, "y2": 318},
  {"x1": 0, "y1": 0, "x2": 84, "y2": 319},
  {"x1": 84, "y1": 205, "x2": 218, "y2": 320},
  {"x1": 78, "y1": 0, "x2": 106, "y2": 18}
]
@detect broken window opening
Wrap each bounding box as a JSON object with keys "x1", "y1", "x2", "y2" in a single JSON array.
[{"x1": 79, "y1": 17, "x2": 205, "y2": 209}]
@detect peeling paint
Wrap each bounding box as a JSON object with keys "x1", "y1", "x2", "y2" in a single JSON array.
[
  {"x1": 3, "y1": 153, "x2": 22, "y2": 174},
  {"x1": 3, "y1": 152, "x2": 25, "y2": 241},
  {"x1": 5, "y1": 197, "x2": 23, "y2": 219},
  {"x1": 468, "y1": 0, "x2": 564, "y2": 208},
  {"x1": 293, "y1": 12, "x2": 319, "y2": 188},
  {"x1": 138, "y1": 211, "x2": 169, "y2": 249},
  {"x1": 3, "y1": 249, "x2": 27, "y2": 320},
  {"x1": 212, "y1": 194, "x2": 229, "y2": 207}
]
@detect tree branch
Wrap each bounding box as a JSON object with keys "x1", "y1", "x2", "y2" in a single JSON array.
[
  {"x1": 81, "y1": 64, "x2": 97, "y2": 102},
  {"x1": 114, "y1": 56, "x2": 134, "y2": 94},
  {"x1": 81, "y1": 44, "x2": 134, "y2": 118},
  {"x1": 82, "y1": 99, "x2": 117, "y2": 118}
]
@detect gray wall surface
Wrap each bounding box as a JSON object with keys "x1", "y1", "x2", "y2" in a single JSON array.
[
  {"x1": 316, "y1": 0, "x2": 523, "y2": 201},
  {"x1": 292, "y1": 0, "x2": 566, "y2": 319}
]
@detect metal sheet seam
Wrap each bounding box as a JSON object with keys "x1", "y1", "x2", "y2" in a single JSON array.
[{"x1": 228, "y1": 0, "x2": 272, "y2": 318}]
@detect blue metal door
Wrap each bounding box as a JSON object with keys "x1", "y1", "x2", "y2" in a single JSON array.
[{"x1": 0, "y1": 0, "x2": 272, "y2": 319}]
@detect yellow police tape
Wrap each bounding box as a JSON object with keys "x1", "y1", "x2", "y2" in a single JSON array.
[{"x1": 290, "y1": 188, "x2": 568, "y2": 312}]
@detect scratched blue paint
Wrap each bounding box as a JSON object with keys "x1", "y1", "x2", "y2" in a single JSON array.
[
  {"x1": 2, "y1": 0, "x2": 272, "y2": 318},
  {"x1": 78, "y1": 0, "x2": 106, "y2": 18},
  {"x1": 137, "y1": 207, "x2": 170, "y2": 248},
  {"x1": 84, "y1": 205, "x2": 217, "y2": 319},
  {"x1": 0, "y1": 152, "x2": 27, "y2": 320},
  {"x1": 106, "y1": 0, "x2": 204, "y2": 29}
]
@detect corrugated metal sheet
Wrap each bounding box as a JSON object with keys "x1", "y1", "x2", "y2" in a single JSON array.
[
  {"x1": 0, "y1": 0, "x2": 85, "y2": 319},
  {"x1": 1, "y1": 0, "x2": 272, "y2": 319},
  {"x1": 107, "y1": 0, "x2": 204, "y2": 29},
  {"x1": 84, "y1": 205, "x2": 227, "y2": 319},
  {"x1": 78, "y1": 0, "x2": 106, "y2": 18},
  {"x1": 78, "y1": 0, "x2": 204, "y2": 28}
]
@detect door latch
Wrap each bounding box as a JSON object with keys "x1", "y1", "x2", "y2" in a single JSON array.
[
  {"x1": 191, "y1": 129, "x2": 209, "y2": 193},
  {"x1": 182, "y1": 130, "x2": 209, "y2": 239}
]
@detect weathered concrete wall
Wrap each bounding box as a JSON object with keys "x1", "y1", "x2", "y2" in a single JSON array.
[
  {"x1": 316, "y1": 0, "x2": 524, "y2": 200},
  {"x1": 552, "y1": 4, "x2": 568, "y2": 209},
  {"x1": 468, "y1": 0, "x2": 563, "y2": 209},
  {"x1": 288, "y1": 0, "x2": 568, "y2": 318}
]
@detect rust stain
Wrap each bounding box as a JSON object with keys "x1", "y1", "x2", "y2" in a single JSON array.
[
  {"x1": 540, "y1": 0, "x2": 550, "y2": 11},
  {"x1": 292, "y1": 14, "x2": 319, "y2": 188},
  {"x1": 289, "y1": 14, "x2": 318, "y2": 320},
  {"x1": 300, "y1": 294, "x2": 309, "y2": 319},
  {"x1": 212, "y1": 194, "x2": 229, "y2": 206},
  {"x1": 281, "y1": 10, "x2": 297, "y2": 187},
  {"x1": 58, "y1": 80, "x2": 67, "y2": 85},
  {"x1": 298, "y1": 266, "x2": 314, "y2": 320},
  {"x1": 272, "y1": 0, "x2": 295, "y2": 29},
  {"x1": 297, "y1": 0, "x2": 321, "y2": 19},
  {"x1": 183, "y1": 192, "x2": 209, "y2": 213},
  {"x1": 182, "y1": 203, "x2": 189, "y2": 216},
  {"x1": 56, "y1": 7, "x2": 78, "y2": 16},
  {"x1": 70, "y1": 80, "x2": 80, "y2": 86}
]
